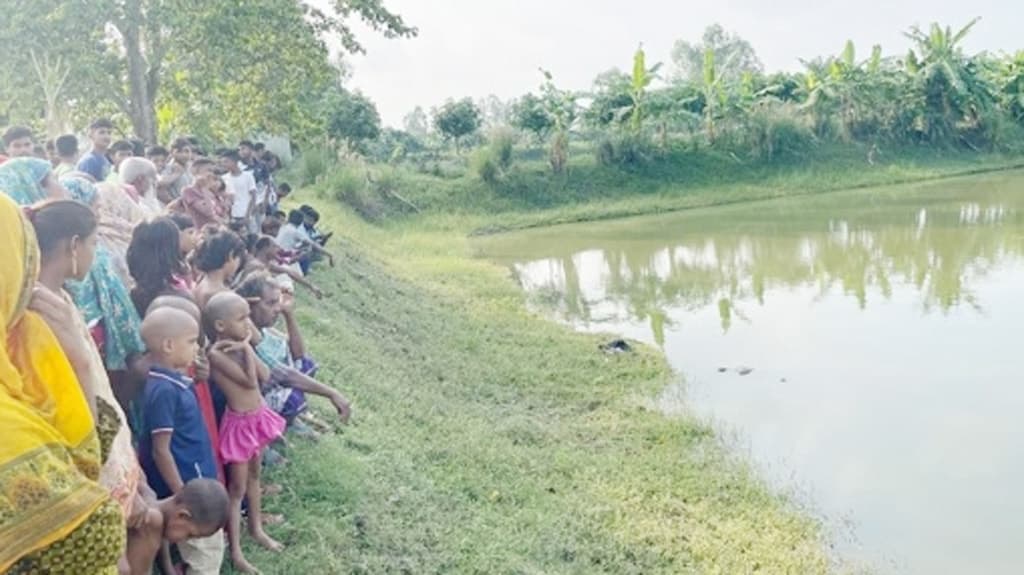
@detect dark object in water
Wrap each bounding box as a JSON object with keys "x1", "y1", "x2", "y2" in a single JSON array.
[
  {"x1": 737, "y1": 367, "x2": 754, "y2": 376},
  {"x1": 600, "y1": 339, "x2": 633, "y2": 354},
  {"x1": 717, "y1": 367, "x2": 728, "y2": 373}
]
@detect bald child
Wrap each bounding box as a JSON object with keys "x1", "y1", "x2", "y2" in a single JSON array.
[
  {"x1": 125, "y1": 478, "x2": 230, "y2": 574},
  {"x1": 138, "y1": 307, "x2": 227, "y2": 575},
  {"x1": 206, "y1": 291, "x2": 286, "y2": 572}
]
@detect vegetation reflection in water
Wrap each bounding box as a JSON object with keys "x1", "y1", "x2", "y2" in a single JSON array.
[
  {"x1": 500, "y1": 175, "x2": 1020, "y2": 343},
  {"x1": 477, "y1": 171, "x2": 1024, "y2": 575}
]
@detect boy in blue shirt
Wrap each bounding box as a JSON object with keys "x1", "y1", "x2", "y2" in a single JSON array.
[
  {"x1": 139, "y1": 307, "x2": 225, "y2": 575},
  {"x1": 77, "y1": 118, "x2": 114, "y2": 182}
]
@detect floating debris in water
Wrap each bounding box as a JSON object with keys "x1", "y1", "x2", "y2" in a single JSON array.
[
  {"x1": 717, "y1": 367, "x2": 728, "y2": 373},
  {"x1": 737, "y1": 367, "x2": 754, "y2": 376}
]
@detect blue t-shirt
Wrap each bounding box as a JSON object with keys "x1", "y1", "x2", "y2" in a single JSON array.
[
  {"x1": 138, "y1": 367, "x2": 218, "y2": 498},
  {"x1": 76, "y1": 150, "x2": 111, "y2": 182}
]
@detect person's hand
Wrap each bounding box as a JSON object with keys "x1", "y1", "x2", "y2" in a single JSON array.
[
  {"x1": 328, "y1": 254, "x2": 335, "y2": 268},
  {"x1": 311, "y1": 286, "x2": 324, "y2": 300},
  {"x1": 330, "y1": 391, "x2": 351, "y2": 424},
  {"x1": 194, "y1": 351, "x2": 211, "y2": 381},
  {"x1": 126, "y1": 493, "x2": 151, "y2": 529},
  {"x1": 29, "y1": 285, "x2": 90, "y2": 369},
  {"x1": 211, "y1": 339, "x2": 247, "y2": 355},
  {"x1": 280, "y1": 291, "x2": 296, "y2": 315}
]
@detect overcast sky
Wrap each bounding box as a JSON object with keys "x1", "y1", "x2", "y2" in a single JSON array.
[{"x1": 343, "y1": 0, "x2": 1022, "y2": 127}]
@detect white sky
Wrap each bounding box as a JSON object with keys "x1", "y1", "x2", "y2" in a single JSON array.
[{"x1": 343, "y1": 0, "x2": 1022, "y2": 127}]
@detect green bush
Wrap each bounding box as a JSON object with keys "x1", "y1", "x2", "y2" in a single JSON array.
[
  {"x1": 471, "y1": 148, "x2": 500, "y2": 185},
  {"x1": 470, "y1": 131, "x2": 519, "y2": 185},
  {"x1": 595, "y1": 133, "x2": 654, "y2": 169},
  {"x1": 329, "y1": 166, "x2": 385, "y2": 221},
  {"x1": 491, "y1": 130, "x2": 515, "y2": 171},
  {"x1": 739, "y1": 103, "x2": 814, "y2": 160},
  {"x1": 290, "y1": 144, "x2": 335, "y2": 186}
]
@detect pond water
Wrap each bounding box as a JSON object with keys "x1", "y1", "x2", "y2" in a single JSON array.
[{"x1": 475, "y1": 171, "x2": 1024, "y2": 575}]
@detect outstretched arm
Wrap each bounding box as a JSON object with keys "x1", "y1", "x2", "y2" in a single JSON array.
[
  {"x1": 267, "y1": 262, "x2": 323, "y2": 298},
  {"x1": 279, "y1": 367, "x2": 350, "y2": 423}
]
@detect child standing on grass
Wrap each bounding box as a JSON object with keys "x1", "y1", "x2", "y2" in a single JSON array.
[
  {"x1": 138, "y1": 307, "x2": 225, "y2": 575},
  {"x1": 206, "y1": 291, "x2": 286, "y2": 574}
]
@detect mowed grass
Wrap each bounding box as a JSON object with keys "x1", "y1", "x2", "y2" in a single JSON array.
[{"x1": 241, "y1": 201, "x2": 834, "y2": 574}]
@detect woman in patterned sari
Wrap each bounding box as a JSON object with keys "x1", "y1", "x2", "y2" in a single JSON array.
[
  {"x1": 0, "y1": 193, "x2": 125, "y2": 573},
  {"x1": 2, "y1": 160, "x2": 145, "y2": 428},
  {"x1": 28, "y1": 195, "x2": 145, "y2": 525},
  {"x1": 62, "y1": 174, "x2": 142, "y2": 287}
]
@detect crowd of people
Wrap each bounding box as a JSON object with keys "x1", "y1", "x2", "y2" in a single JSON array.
[{"x1": 0, "y1": 120, "x2": 349, "y2": 575}]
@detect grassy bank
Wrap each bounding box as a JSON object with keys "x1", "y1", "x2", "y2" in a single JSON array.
[
  {"x1": 301, "y1": 144, "x2": 1024, "y2": 235},
  {"x1": 247, "y1": 149, "x2": 1024, "y2": 573},
  {"x1": 243, "y1": 196, "x2": 837, "y2": 573}
]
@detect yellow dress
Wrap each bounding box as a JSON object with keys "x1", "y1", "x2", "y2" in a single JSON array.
[{"x1": 0, "y1": 193, "x2": 125, "y2": 573}]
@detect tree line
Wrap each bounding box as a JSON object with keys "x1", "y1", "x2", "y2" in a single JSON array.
[
  {"x1": 6, "y1": 9, "x2": 1023, "y2": 176},
  {"x1": 381, "y1": 20, "x2": 1024, "y2": 179}
]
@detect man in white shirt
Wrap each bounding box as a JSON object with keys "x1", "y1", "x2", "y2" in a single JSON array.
[
  {"x1": 276, "y1": 209, "x2": 335, "y2": 274},
  {"x1": 219, "y1": 149, "x2": 258, "y2": 232}
]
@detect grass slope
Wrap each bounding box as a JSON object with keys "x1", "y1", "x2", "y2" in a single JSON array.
[{"x1": 246, "y1": 204, "x2": 831, "y2": 574}]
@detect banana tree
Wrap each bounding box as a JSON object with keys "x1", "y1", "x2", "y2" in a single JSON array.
[
  {"x1": 799, "y1": 41, "x2": 885, "y2": 140},
  {"x1": 700, "y1": 47, "x2": 728, "y2": 144},
  {"x1": 538, "y1": 69, "x2": 577, "y2": 173},
  {"x1": 613, "y1": 44, "x2": 663, "y2": 133},
  {"x1": 995, "y1": 51, "x2": 1024, "y2": 124},
  {"x1": 903, "y1": 18, "x2": 994, "y2": 143}
]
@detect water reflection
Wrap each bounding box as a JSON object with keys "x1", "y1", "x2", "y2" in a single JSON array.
[
  {"x1": 512, "y1": 198, "x2": 1018, "y2": 340},
  {"x1": 478, "y1": 171, "x2": 1024, "y2": 575}
]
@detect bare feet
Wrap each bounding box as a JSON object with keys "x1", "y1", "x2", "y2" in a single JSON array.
[
  {"x1": 231, "y1": 553, "x2": 261, "y2": 574},
  {"x1": 250, "y1": 528, "x2": 284, "y2": 552}
]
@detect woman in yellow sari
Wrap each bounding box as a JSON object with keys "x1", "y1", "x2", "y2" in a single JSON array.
[{"x1": 0, "y1": 193, "x2": 125, "y2": 573}]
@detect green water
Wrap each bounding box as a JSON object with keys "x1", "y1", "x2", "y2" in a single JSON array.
[{"x1": 476, "y1": 170, "x2": 1024, "y2": 574}]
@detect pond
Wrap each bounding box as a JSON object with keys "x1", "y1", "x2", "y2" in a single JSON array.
[{"x1": 475, "y1": 170, "x2": 1024, "y2": 575}]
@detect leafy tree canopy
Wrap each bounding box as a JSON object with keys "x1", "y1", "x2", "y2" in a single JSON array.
[
  {"x1": 671, "y1": 24, "x2": 763, "y2": 85},
  {"x1": 432, "y1": 98, "x2": 482, "y2": 151}
]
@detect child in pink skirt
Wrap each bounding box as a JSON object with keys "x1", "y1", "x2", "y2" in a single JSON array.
[{"x1": 205, "y1": 291, "x2": 285, "y2": 574}]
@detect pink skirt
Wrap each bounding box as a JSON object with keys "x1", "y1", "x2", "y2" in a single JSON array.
[{"x1": 219, "y1": 403, "x2": 286, "y2": 464}]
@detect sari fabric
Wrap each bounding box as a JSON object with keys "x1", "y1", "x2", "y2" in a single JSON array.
[
  {"x1": 64, "y1": 246, "x2": 146, "y2": 372},
  {"x1": 0, "y1": 193, "x2": 114, "y2": 571},
  {"x1": 59, "y1": 288, "x2": 142, "y2": 518},
  {"x1": 0, "y1": 157, "x2": 52, "y2": 205}
]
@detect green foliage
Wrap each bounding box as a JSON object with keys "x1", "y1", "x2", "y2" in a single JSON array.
[
  {"x1": 671, "y1": 24, "x2": 763, "y2": 85},
  {"x1": 471, "y1": 130, "x2": 516, "y2": 185},
  {"x1": 289, "y1": 144, "x2": 335, "y2": 186},
  {"x1": 432, "y1": 98, "x2": 482, "y2": 151},
  {"x1": 537, "y1": 70, "x2": 577, "y2": 174},
  {"x1": 617, "y1": 45, "x2": 663, "y2": 133},
  {"x1": 324, "y1": 88, "x2": 382, "y2": 152},
  {"x1": 993, "y1": 52, "x2": 1024, "y2": 124},
  {"x1": 596, "y1": 133, "x2": 656, "y2": 169},
  {"x1": 585, "y1": 69, "x2": 634, "y2": 128},
  {"x1": 510, "y1": 93, "x2": 554, "y2": 142},
  {"x1": 728, "y1": 101, "x2": 814, "y2": 160},
  {"x1": 471, "y1": 147, "x2": 501, "y2": 185},
  {"x1": 0, "y1": 0, "x2": 415, "y2": 143}
]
